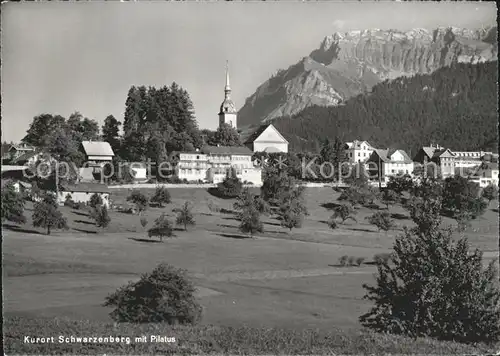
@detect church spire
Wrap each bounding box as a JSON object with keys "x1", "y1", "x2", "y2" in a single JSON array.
[{"x1": 224, "y1": 60, "x2": 231, "y2": 99}]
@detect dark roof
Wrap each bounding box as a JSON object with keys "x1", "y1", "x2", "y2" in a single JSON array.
[
  {"x1": 370, "y1": 149, "x2": 412, "y2": 163},
  {"x1": 242, "y1": 124, "x2": 270, "y2": 144},
  {"x1": 13, "y1": 150, "x2": 41, "y2": 164},
  {"x1": 432, "y1": 148, "x2": 455, "y2": 158},
  {"x1": 9, "y1": 144, "x2": 35, "y2": 152},
  {"x1": 201, "y1": 145, "x2": 253, "y2": 155},
  {"x1": 345, "y1": 140, "x2": 373, "y2": 149},
  {"x1": 60, "y1": 183, "x2": 110, "y2": 193},
  {"x1": 241, "y1": 123, "x2": 289, "y2": 144},
  {"x1": 81, "y1": 141, "x2": 115, "y2": 157}
]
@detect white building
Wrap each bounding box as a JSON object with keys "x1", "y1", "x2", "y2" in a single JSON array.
[
  {"x1": 345, "y1": 140, "x2": 374, "y2": 164},
  {"x1": 81, "y1": 141, "x2": 115, "y2": 166},
  {"x1": 366, "y1": 148, "x2": 414, "y2": 183},
  {"x1": 243, "y1": 124, "x2": 289, "y2": 153},
  {"x1": 175, "y1": 151, "x2": 210, "y2": 182},
  {"x1": 451, "y1": 150, "x2": 491, "y2": 169},
  {"x1": 176, "y1": 146, "x2": 262, "y2": 185},
  {"x1": 3, "y1": 143, "x2": 35, "y2": 162},
  {"x1": 472, "y1": 163, "x2": 499, "y2": 188},
  {"x1": 58, "y1": 183, "x2": 110, "y2": 207},
  {"x1": 13, "y1": 151, "x2": 55, "y2": 167}
]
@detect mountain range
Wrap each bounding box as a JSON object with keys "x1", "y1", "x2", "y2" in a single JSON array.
[
  {"x1": 237, "y1": 26, "x2": 498, "y2": 128},
  {"x1": 272, "y1": 60, "x2": 498, "y2": 155}
]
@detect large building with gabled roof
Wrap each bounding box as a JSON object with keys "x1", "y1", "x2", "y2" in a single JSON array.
[
  {"x1": 413, "y1": 144, "x2": 456, "y2": 178},
  {"x1": 366, "y1": 148, "x2": 414, "y2": 182},
  {"x1": 175, "y1": 144, "x2": 262, "y2": 185},
  {"x1": 241, "y1": 123, "x2": 288, "y2": 153}
]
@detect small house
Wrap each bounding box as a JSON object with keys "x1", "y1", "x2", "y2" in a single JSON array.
[
  {"x1": 366, "y1": 148, "x2": 414, "y2": 183},
  {"x1": 58, "y1": 183, "x2": 111, "y2": 207}
]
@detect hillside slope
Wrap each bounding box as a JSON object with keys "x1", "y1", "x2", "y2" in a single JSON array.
[
  {"x1": 271, "y1": 61, "x2": 498, "y2": 154},
  {"x1": 238, "y1": 26, "x2": 497, "y2": 127}
]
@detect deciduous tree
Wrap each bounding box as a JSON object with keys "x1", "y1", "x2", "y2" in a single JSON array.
[
  {"x1": 330, "y1": 203, "x2": 357, "y2": 224},
  {"x1": 366, "y1": 211, "x2": 395, "y2": 233},
  {"x1": 32, "y1": 193, "x2": 68, "y2": 235},
  {"x1": 482, "y1": 183, "x2": 499, "y2": 204},
  {"x1": 148, "y1": 213, "x2": 174, "y2": 242},
  {"x1": 91, "y1": 204, "x2": 111, "y2": 229},
  {"x1": 209, "y1": 123, "x2": 242, "y2": 146},
  {"x1": 176, "y1": 202, "x2": 196, "y2": 231},
  {"x1": 150, "y1": 186, "x2": 171, "y2": 207},
  {"x1": 127, "y1": 190, "x2": 149, "y2": 214}
]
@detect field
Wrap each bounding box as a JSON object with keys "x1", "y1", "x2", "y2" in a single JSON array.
[{"x1": 3, "y1": 187, "x2": 499, "y2": 354}]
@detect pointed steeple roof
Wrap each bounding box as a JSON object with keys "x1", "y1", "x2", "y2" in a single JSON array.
[
  {"x1": 225, "y1": 60, "x2": 231, "y2": 92},
  {"x1": 219, "y1": 60, "x2": 236, "y2": 114}
]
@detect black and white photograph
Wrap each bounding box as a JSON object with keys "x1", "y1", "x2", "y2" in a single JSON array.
[{"x1": 1, "y1": 0, "x2": 499, "y2": 354}]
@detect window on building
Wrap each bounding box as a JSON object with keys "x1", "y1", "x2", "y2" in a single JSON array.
[
  {"x1": 196, "y1": 155, "x2": 199, "y2": 160},
  {"x1": 349, "y1": 152, "x2": 352, "y2": 157},
  {"x1": 391, "y1": 170, "x2": 395, "y2": 173},
  {"x1": 357, "y1": 152, "x2": 360, "y2": 156}
]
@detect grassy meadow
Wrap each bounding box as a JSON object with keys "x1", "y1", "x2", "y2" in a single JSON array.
[{"x1": 3, "y1": 186, "x2": 499, "y2": 354}]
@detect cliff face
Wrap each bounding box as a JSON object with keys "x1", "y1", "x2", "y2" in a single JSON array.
[{"x1": 238, "y1": 26, "x2": 497, "y2": 127}]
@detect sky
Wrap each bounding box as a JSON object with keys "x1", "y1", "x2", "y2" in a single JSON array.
[{"x1": 1, "y1": 1, "x2": 496, "y2": 142}]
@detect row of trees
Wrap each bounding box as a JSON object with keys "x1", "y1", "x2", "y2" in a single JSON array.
[
  {"x1": 2, "y1": 181, "x2": 68, "y2": 235},
  {"x1": 215, "y1": 164, "x2": 309, "y2": 237},
  {"x1": 18, "y1": 82, "x2": 244, "y2": 186},
  {"x1": 359, "y1": 177, "x2": 500, "y2": 343},
  {"x1": 328, "y1": 160, "x2": 496, "y2": 234},
  {"x1": 102, "y1": 169, "x2": 500, "y2": 344}
]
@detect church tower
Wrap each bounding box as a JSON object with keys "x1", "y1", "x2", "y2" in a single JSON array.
[{"x1": 218, "y1": 61, "x2": 237, "y2": 129}]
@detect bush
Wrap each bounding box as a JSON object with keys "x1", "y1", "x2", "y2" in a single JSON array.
[
  {"x1": 361, "y1": 223, "x2": 500, "y2": 343},
  {"x1": 91, "y1": 205, "x2": 111, "y2": 229},
  {"x1": 482, "y1": 183, "x2": 499, "y2": 203},
  {"x1": 167, "y1": 176, "x2": 182, "y2": 184},
  {"x1": 103, "y1": 263, "x2": 202, "y2": 324},
  {"x1": 127, "y1": 190, "x2": 148, "y2": 214},
  {"x1": 373, "y1": 253, "x2": 392, "y2": 265},
  {"x1": 338, "y1": 255, "x2": 349, "y2": 266},
  {"x1": 72, "y1": 201, "x2": 87, "y2": 210},
  {"x1": 140, "y1": 217, "x2": 148, "y2": 229},
  {"x1": 64, "y1": 194, "x2": 74, "y2": 207},
  {"x1": 331, "y1": 203, "x2": 357, "y2": 224},
  {"x1": 356, "y1": 257, "x2": 365, "y2": 266},
  {"x1": 216, "y1": 168, "x2": 243, "y2": 198},
  {"x1": 327, "y1": 218, "x2": 338, "y2": 230},
  {"x1": 234, "y1": 188, "x2": 269, "y2": 216},
  {"x1": 150, "y1": 186, "x2": 171, "y2": 207},
  {"x1": 366, "y1": 211, "x2": 396, "y2": 232},
  {"x1": 89, "y1": 193, "x2": 103, "y2": 208},
  {"x1": 442, "y1": 176, "x2": 487, "y2": 221},
  {"x1": 239, "y1": 205, "x2": 263, "y2": 237},
  {"x1": 347, "y1": 256, "x2": 356, "y2": 266}
]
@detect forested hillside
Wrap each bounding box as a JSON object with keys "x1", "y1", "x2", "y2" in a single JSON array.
[{"x1": 273, "y1": 61, "x2": 498, "y2": 155}]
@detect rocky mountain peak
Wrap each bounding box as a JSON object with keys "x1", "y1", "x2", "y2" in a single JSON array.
[{"x1": 238, "y1": 26, "x2": 497, "y2": 128}]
